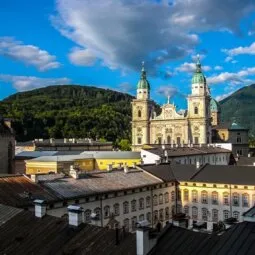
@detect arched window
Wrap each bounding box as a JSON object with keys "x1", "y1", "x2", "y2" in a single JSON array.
[
  {"x1": 131, "y1": 216, "x2": 137, "y2": 231},
  {"x1": 194, "y1": 107, "x2": 198, "y2": 114},
  {"x1": 183, "y1": 189, "x2": 189, "y2": 201},
  {"x1": 154, "y1": 210, "x2": 158, "y2": 222},
  {"x1": 123, "y1": 201, "x2": 129, "y2": 214},
  {"x1": 192, "y1": 206, "x2": 198, "y2": 220},
  {"x1": 167, "y1": 136, "x2": 171, "y2": 144},
  {"x1": 201, "y1": 191, "x2": 208, "y2": 204},
  {"x1": 184, "y1": 206, "x2": 189, "y2": 215},
  {"x1": 242, "y1": 193, "x2": 250, "y2": 207},
  {"x1": 131, "y1": 200, "x2": 137, "y2": 212},
  {"x1": 139, "y1": 198, "x2": 144, "y2": 210},
  {"x1": 113, "y1": 203, "x2": 120, "y2": 216},
  {"x1": 233, "y1": 211, "x2": 240, "y2": 220},
  {"x1": 94, "y1": 207, "x2": 101, "y2": 220},
  {"x1": 84, "y1": 209, "x2": 91, "y2": 222},
  {"x1": 201, "y1": 208, "x2": 208, "y2": 221},
  {"x1": 192, "y1": 190, "x2": 198, "y2": 203},
  {"x1": 232, "y1": 193, "x2": 239, "y2": 206},
  {"x1": 223, "y1": 210, "x2": 230, "y2": 220},
  {"x1": 139, "y1": 214, "x2": 144, "y2": 221},
  {"x1": 146, "y1": 212, "x2": 151, "y2": 223},
  {"x1": 159, "y1": 209, "x2": 164, "y2": 221},
  {"x1": 223, "y1": 192, "x2": 229, "y2": 205},
  {"x1": 212, "y1": 209, "x2": 218, "y2": 222},
  {"x1": 212, "y1": 191, "x2": 218, "y2": 205},
  {"x1": 123, "y1": 218, "x2": 129, "y2": 231},
  {"x1": 146, "y1": 196, "x2": 151, "y2": 208},
  {"x1": 171, "y1": 191, "x2": 175, "y2": 202},
  {"x1": 165, "y1": 207, "x2": 169, "y2": 220},
  {"x1": 159, "y1": 194, "x2": 163, "y2": 204},
  {"x1": 104, "y1": 206, "x2": 110, "y2": 218},
  {"x1": 164, "y1": 192, "x2": 169, "y2": 203},
  {"x1": 153, "y1": 195, "x2": 158, "y2": 206},
  {"x1": 138, "y1": 110, "x2": 142, "y2": 118}
]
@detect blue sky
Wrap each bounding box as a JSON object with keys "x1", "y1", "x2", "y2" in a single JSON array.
[{"x1": 0, "y1": 0, "x2": 255, "y2": 109}]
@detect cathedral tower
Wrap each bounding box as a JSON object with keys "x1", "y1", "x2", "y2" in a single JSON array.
[
  {"x1": 187, "y1": 56, "x2": 211, "y2": 144},
  {"x1": 131, "y1": 63, "x2": 153, "y2": 151}
]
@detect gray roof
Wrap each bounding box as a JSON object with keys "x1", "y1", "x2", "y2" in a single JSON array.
[
  {"x1": 15, "y1": 151, "x2": 57, "y2": 158},
  {"x1": 0, "y1": 204, "x2": 22, "y2": 226},
  {"x1": 27, "y1": 154, "x2": 94, "y2": 162},
  {"x1": 82, "y1": 151, "x2": 141, "y2": 159},
  {"x1": 42, "y1": 169, "x2": 162, "y2": 199}
]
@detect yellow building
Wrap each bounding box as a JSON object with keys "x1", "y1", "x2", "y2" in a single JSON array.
[{"x1": 25, "y1": 151, "x2": 141, "y2": 174}]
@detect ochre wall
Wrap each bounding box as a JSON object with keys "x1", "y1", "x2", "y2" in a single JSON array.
[
  {"x1": 95, "y1": 158, "x2": 141, "y2": 170},
  {"x1": 26, "y1": 162, "x2": 58, "y2": 174},
  {"x1": 73, "y1": 159, "x2": 95, "y2": 171}
]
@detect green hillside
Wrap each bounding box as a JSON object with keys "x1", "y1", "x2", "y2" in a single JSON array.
[
  {"x1": 220, "y1": 84, "x2": 255, "y2": 134},
  {"x1": 0, "y1": 85, "x2": 134, "y2": 143}
]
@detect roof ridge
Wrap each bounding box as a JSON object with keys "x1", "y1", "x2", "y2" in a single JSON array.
[{"x1": 189, "y1": 163, "x2": 208, "y2": 180}]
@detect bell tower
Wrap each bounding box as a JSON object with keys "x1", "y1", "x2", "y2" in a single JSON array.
[
  {"x1": 131, "y1": 62, "x2": 153, "y2": 151},
  {"x1": 187, "y1": 56, "x2": 211, "y2": 144}
]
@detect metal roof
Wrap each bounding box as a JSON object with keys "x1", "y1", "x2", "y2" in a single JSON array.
[
  {"x1": 27, "y1": 154, "x2": 94, "y2": 162},
  {"x1": 15, "y1": 151, "x2": 57, "y2": 158},
  {"x1": 81, "y1": 151, "x2": 141, "y2": 159},
  {"x1": 0, "y1": 204, "x2": 22, "y2": 226}
]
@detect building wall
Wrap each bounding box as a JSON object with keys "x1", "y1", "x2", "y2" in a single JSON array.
[
  {"x1": 179, "y1": 181, "x2": 255, "y2": 224},
  {"x1": 94, "y1": 158, "x2": 141, "y2": 171},
  {"x1": 46, "y1": 183, "x2": 176, "y2": 232},
  {"x1": 74, "y1": 159, "x2": 95, "y2": 171},
  {"x1": 0, "y1": 135, "x2": 15, "y2": 174},
  {"x1": 26, "y1": 162, "x2": 58, "y2": 174}
]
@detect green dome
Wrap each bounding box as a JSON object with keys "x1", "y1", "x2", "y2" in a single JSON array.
[
  {"x1": 191, "y1": 57, "x2": 206, "y2": 84},
  {"x1": 210, "y1": 98, "x2": 221, "y2": 112},
  {"x1": 137, "y1": 64, "x2": 150, "y2": 89}
]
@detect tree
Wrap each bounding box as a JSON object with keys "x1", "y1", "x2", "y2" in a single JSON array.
[{"x1": 118, "y1": 139, "x2": 131, "y2": 151}]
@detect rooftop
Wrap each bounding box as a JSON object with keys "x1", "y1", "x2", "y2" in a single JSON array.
[
  {"x1": 27, "y1": 154, "x2": 94, "y2": 162},
  {"x1": 42, "y1": 169, "x2": 162, "y2": 199},
  {"x1": 0, "y1": 210, "x2": 136, "y2": 255},
  {"x1": 81, "y1": 151, "x2": 141, "y2": 159},
  {"x1": 0, "y1": 175, "x2": 58, "y2": 207},
  {"x1": 0, "y1": 204, "x2": 22, "y2": 226}
]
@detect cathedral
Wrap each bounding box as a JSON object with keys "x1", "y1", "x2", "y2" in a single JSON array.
[{"x1": 131, "y1": 57, "x2": 220, "y2": 151}]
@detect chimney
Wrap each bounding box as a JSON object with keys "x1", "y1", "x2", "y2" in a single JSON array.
[
  {"x1": 155, "y1": 159, "x2": 160, "y2": 165},
  {"x1": 50, "y1": 138, "x2": 54, "y2": 144},
  {"x1": 136, "y1": 220, "x2": 157, "y2": 255},
  {"x1": 140, "y1": 160, "x2": 144, "y2": 166},
  {"x1": 248, "y1": 153, "x2": 251, "y2": 158},
  {"x1": 253, "y1": 162, "x2": 255, "y2": 166},
  {"x1": 107, "y1": 164, "x2": 113, "y2": 172},
  {"x1": 162, "y1": 145, "x2": 165, "y2": 150},
  {"x1": 64, "y1": 138, "x2": 67, "y2": 143},
  {"x1": 164, "y1": 150, "x2": 168, "y2": 157},
  {"x1": 118, "y1": 163, "x2": 122, "y2": 170},
  {"x1": 196, "y1": 161, "x2": 200, "y2": 169},
  {"x1": 34, "y1": 199, "x2": 47, "y2": 218},
  {"x1": 124, "y1": 165, "x2": 129, "y2": 173},
  {"x1": 67, "y1": 205, "x2": 84, "y2": 227},
  {"x1": 70, "y1": 165, "x2": 79, "y2": 179},
  {"x1": 133, "y1": 162, "x2": 137, "y2": 168}
]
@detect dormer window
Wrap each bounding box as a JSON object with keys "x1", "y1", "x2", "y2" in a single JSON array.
[{"x1": 194, "y1": 107, "x2": 198, "y2": 114}]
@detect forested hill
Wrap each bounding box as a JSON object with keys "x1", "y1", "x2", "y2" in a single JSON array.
[
  {"x1": 220, "y1": 84, "x2": 255, "y2": 135},
  {"x1": 0, "y1": 85, "x2": 134, "y2": 143}
]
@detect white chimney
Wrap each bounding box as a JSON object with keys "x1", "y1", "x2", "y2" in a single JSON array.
[
  {"x1": 34, "y1": 199, "x2": 47, "y2": 218},
  {"x1": 70, "y1": 165, "x2": 79, "y2": 179},
  {"x1": 124, "y1": 165, "x2": 129, "y2": 173},
  {"x1": 132, "y1": 162, "x2": 137, "y2": 168},
  {"x1": 107, "y1": 164, "x2": 113, "y2": 171},
  {"x1": 67, "y1": 205, "x2": 83, "y2": 227},
  {"x1": 253, "y1": 162, "x2": 255, "y2": 166},
  {"x1": 64, "y1": 138, "x2": 67, "y2": 143},
  {"x1": 164, "y1": 150, "x2": 168, "y2": 157},
  {"x1": 248, "y1": 153, "x2": 251, "y2": 158},
  {"x1": 199, "y1": 143, "x2": 202, "y2": 148},
  {"x1": 118, "y1": 163, "x2": 122, "y2": 169},
  {"x1": 196, "y1": 161, "x2": 200, "y2": 169},
  {"x1": 136, "y1": 220, "x2": 157, "y2": 255},
  {"x1": 162, "y1": 145, "x2": 165, "y2": 150},
  {"x1": 155, "y1": 159, "x2": 160, "y2": 165},
  {"x1": 140, "y1": 160, "x2": 144, "y2": 166}
]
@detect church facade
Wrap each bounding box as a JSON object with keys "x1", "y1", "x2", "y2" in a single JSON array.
[{"x1": 132, "y1": 58, "x2": 217, "y2": 151}]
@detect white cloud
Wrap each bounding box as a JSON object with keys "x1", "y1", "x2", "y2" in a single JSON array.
[
  {"x1": 215, "y1": 91, "x2": 234, "y2": 101},
  {"x1": 175, "y1": 62, "x2": 211, "y2": 73},
  {"x1": 224, "y1": 56, "x2": 233, "y2": 62},
  {"x1": 207, "y1": 67, "x2": 255, "y2": 85},
  {"x1": 0, "y1": 74, "x2": 71, "y2": 91},
  {"x1": 69, "y1": 47, "x2": 97, "y2": 66},
  {"x1": 0, "y1": 37, "x2": 61, "y2": 71},
  {"x1": 222, "y1": 42, "x2": 255, "y2": 57},
  {"x1": 214, "y1": 66, "x2": 223, "y2": 71},
  {"x1": 51, "y1": 0, "x2": 255, "y2": 74}
]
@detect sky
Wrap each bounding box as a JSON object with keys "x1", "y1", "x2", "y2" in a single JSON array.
[{"x1": 0, "y1": 0, "x2": 255, "y2": 109}]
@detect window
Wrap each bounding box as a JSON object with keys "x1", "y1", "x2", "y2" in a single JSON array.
[
  {"x1": 146, "y1": 212, "x2": 151, "y2": 223},
  {"x1": 138, "y1": 110, "x2": 142, "y2": 118},
  {"x1": 242, "y1": 193, "x2": 249, "y2": 207},
  {"x1": 223, "y1": 192, "x2": 229, "y2": 205},
  {"x1": 131, "y1": 200, "x2": 137, "y2": 212},
  {"x1": 202, "y1": 208, "x2": 208, "y2": 221},
  {"x1": 137, "y1": 137, "x2": 142, "y2": 145},
  {"x1": 194, "y1": 137, "x2": 199, "y2": 144},
  {"x1": 164, "y1": 192, "x2": 169, "y2": 203},
  {"x1": 171, "y1": 191, "x2": 175, "y2": 202},
  {"x1": 212, "y1": 209, "x2": 218, "y2": 222},
  {"x1": 236, "y1": 136, "x2": 242, "y2": 143},
  {"x1": 139, "y1": 198, "x2": 144, "y2": 210},
  {"x1": 201, "y1": 191, "x2": 208, "y2": 204},
  {"x1": 123, "y1": 201, "x2": 129, "y2": 214},
  {"x1": 167, "y1": 136, "x2": 171, "y2": 144},
  {"x1": 85, "y1": 209, "x2": 91, "y2": 222},
  {"x1": 223, "y1": 210, "x2": 230, "y2": 220},
  {"x1": 232, "y1": 193, "x2": 239, "y2": 206},
  {"x1": 94, "y1": 208, "x2": 101, "y2": 220},
  {"x1": 159, "y1": 194, "x2": 163, "y2": 204},
  {"x1": 176, "y1": 137, "x2": 181, "y2": 145},
  {"x1": 158, "y1": 137, "x2": 162, "y2": 144},
  {"x1": 192, "y1": 206, "x2": 198, "y2": 220},
  {"x1": 236, "y1": 149, "x2": 243, "y2": 156},
  {"x1": 184, "y1": 206, "x2": 189, "y2": 215},
  {"x1": 113, "y1": 203, "x2": 120, "y2": 216},
  {"x1": 233, "y1": 211, "x2": 240, "y2": 220},
  {"x1": 212, "y1": 192, "x2": 218, "y2": 205},
  {"x1": 131, "y1": 216, "x2": 137, "y2": 231},
  {"x1": 139, "y1": 214, "x2": 144, "y2": 221},
  {"x1": 123, "y1": 218, "x2": 129, "y2": 231},
  {"x1": 192, "y1": 190, "x2": 198, "y2": 203},
  {"x1": 154, "y1": 210, "x2": 158, "y2": 222},
  {"x1": 165, "y1": 207, "x2": 170, "y2": 220},
  {"x1": 194, "y1": 107, "x2": 198, "y2": 114},
  {"x1": 146, "y1": 196, "x2": 151, "y2": 208},
  {"x1": 104, "y1": 206, "x2": 110, "y2": 218},
  {"x1": 252, "y1": 194, "x2": 255, "y2": 205},
  {"x1": 183, "y1": 189, "x2": 189, "y2": 201},
  {"x1": 153, "y1": 195, "x2": 158, "y2": 206},
  {"x1": 171, "y1": 205, "x2": 175, "y2": 215},
  {"x1": 159, "y1": 209, "x2": 164, "y2": 221}
]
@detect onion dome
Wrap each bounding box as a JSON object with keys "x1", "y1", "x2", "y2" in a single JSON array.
[
  {"x1": 137, "y1": 62, "x2": 150, "y2": 90},
  {"x1": 192, "y1": 55, "x2": 206, "y2": 84},
  {"x1": 210, "y1": 98, "x2": 221, "y2": 113}
]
